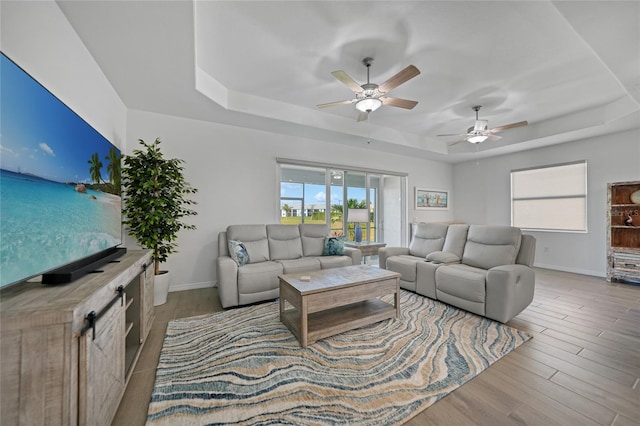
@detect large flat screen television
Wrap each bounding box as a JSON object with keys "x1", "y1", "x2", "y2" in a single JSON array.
[{"x1": 1, "y1": 52, "x2": 124, "y2": 288}]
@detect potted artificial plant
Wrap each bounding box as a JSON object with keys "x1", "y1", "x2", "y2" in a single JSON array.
[{"x1": 121, "y1": 138, "x2": 198, "y2": 305}]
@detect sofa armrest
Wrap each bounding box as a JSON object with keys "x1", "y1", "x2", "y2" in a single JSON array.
[
  {"x1": 426, "y1": 251, "x2": 461, "y2": 264},
  {"x1": 378, "y1": 247, "x2": 410, "y2": 269},
  {"x1": 343, "y1": 247, "x2": 362, "y2": 265},
  {"x1": 217, "y1": 256, "x2": 239, "y2": 308},
  {"x1": 485, "y1": 264, "x2": 535, "y2": 323}
]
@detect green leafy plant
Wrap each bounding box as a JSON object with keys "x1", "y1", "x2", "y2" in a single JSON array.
[{"x1": 121, "y1": 138, "x2": 198, "y2": 275}]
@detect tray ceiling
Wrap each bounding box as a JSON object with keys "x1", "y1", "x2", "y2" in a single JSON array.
[{"x1": 57, "y1": 1, "x2": 640, "y2": 163}]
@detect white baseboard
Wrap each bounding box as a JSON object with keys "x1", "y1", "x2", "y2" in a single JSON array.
[
  {"x1": 534, "y1": 262, "x2": 605, "y2": 278},
  {"x1": 169, "y1": 281, "x2": 215, "y2": 292}
]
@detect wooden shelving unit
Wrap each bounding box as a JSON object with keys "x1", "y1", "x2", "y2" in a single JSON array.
[{"x1": 607, "y1": 181, "x2": 640, "y2": 283}]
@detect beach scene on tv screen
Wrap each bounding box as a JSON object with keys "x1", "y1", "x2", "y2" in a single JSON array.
[{"x1": 0, "y1": 54, "x2": 122, "y2": 287}]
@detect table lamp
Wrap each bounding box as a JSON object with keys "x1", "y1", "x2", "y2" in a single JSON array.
[{"x1": 347, "y1": 208, "x2": 369, "y2": 243}]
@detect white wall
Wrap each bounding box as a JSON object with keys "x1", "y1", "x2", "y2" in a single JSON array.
[
  {"x1": 0, "y1": 0, "x2": 127, "y2": 149},
  {"x1": 127, "y1": 109, "x2": 454, "y2": 290},
  {"x1": 453, "y1": 129, "x2": 640, "y2": 277}
]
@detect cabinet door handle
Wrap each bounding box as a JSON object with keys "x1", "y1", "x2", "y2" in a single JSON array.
[
  {"x1": 624, "y1": 263, "x2": 636, "y2": 267},
  {"x1": 117, "y1": 285, "x2": 125, "y2": 306},
  {"x1": 85, "y1": 311, "x2": 97, "y2": 341},
  {"x1": 81, "y1": 286, "x2": 124, "y2": 340}
]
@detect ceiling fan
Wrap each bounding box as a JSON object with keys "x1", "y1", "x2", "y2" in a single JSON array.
[
  {"x1": 317, "y1": 57, "x2": 420, "y2": 122},
  {"x1": 438, "y1": 105, "x2": 528, "y2": 145}
]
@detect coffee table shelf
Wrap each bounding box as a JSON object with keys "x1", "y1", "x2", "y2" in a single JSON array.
[
  {"x1": 281, "y1": 299, "x2": 396, "y2": 344},
  {"x1": 279, "y1": 265, "x2": 400, "y2": 347}
]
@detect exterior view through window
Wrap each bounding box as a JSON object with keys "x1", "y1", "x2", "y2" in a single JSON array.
[{"x1": 278, "y1": 161, "x2": 407, "y2": 246}]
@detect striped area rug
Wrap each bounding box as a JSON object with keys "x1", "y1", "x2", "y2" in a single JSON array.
[{"x1": 146, "y1": 290, "x2": 531, "y2": 425}]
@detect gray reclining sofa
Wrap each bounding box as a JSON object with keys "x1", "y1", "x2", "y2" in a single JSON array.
[
  {"x1": 379, "y1": 223, "x2": 536, "y2": 323},
  {"x1": 217, "y1": 224, "x2": 362, "y2": 308}
]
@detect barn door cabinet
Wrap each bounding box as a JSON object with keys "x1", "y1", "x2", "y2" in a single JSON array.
[
  {"x1": 0, "y1": 250, "x2": 154, "y2": 426},
  {"x1": 607, "y1": 181, "x2": 640, "y2": 283}
]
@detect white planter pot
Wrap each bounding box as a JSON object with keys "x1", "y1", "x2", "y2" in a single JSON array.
[{"x1": 154, "y1": 270, "x2": 170, "y2": 306}]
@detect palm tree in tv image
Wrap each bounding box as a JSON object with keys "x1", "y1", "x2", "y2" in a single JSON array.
[
  {"x1": 105, "y1": 147, "x2": 121, "y2": 195},
  {"x1": 85, "y1": 150, "x2": 121, "y2": 196},
  {"x1": 88, "y1": 152, "x2": 104, "y2": 185}
]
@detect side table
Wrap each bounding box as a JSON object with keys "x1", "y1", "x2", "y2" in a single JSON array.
[{"x1": 344, "y1": 241, "x2": 387, "y2": 264}]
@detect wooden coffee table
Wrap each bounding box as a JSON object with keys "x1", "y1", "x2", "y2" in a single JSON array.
[{"x1": 279, "y1": 265, "x2": 401, "y2": 347}]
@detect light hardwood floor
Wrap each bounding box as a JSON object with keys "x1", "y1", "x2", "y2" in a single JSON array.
[{"x1": 113, "y1": 268, "x2": 640, "y2": 425}]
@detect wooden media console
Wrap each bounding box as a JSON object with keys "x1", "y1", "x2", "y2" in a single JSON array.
[{"x1": 0, "y1": 250, "x2": 154, "y2": 426}]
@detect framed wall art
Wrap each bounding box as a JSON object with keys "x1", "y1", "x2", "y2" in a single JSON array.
[{"x1": 415, "y1": 188, "x2": 449, "y2": 210}]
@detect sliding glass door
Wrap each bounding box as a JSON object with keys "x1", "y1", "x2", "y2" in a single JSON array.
[
  {"x1": 329, "y1": 170, "x2": 344, "y2": 235},
  {"x1": 279, "y1": 165, "x2": 326, "y2": 224},
  {"x1": 279, "y1": 161, "x2": 406, "y2": 244}
]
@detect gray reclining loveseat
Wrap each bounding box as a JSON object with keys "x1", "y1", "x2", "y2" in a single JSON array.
[
  {"x1": 217, "y1": 224, "x2": 362, "y2": 308},
  {"x1": 379, "y1": 223, "x2": 536, "y2": 323}
]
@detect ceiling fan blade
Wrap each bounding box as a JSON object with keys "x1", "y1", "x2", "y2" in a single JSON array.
[
  {"x1": 331, "y1": 70, "x2": 363, "y2": 93},
  {"x1": 316, "y1": 99, "x2": 354, "y2": 109},
  {"x1": 447, "y1": 139, "x2": 467, "y2": 146},
  {"x1": 357, "y1": 111, "x2": 369, "y2": 122},
  {"x1": 381, "y1": 97, "x2": 418, "y2": 110},
  {"x1": 378, "y1": 65, "x2": 420, "y2": 93},
  {"x1": 487, "y1": 134, "x2": 502, "y2": 141},
  {"x1": 489, "y1": 120, "x2": 528, "y2": 133}
]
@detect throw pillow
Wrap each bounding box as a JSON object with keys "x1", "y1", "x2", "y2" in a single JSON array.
[
  {"x1": 323, "y1": 236, "x2": 344, "y2": 256},
  {"x1": 228, "y1": 240, "x2": 250, "y2": 266}
]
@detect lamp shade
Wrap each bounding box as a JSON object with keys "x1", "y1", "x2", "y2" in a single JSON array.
[
  {"x1": 347, "y1": 208, "x2": 369, "y2": 223},
  {"x1": 355, "y1": 98, "x2": 382, "y2": 112}
]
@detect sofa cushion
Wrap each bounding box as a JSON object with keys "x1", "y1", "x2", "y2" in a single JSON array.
[
  {"x1": 267, "y1": 224, "x2": 303, "y2": 260},
  {"x1": 237, "y1": 261, "x2": 283, "y2": 294},
  {"x1": 227, "y1": 225, "x2": 270, "y2": 264},
  {"x1": 386, "y1": 254, "x2": 424, "y2": 282},
  {"x1": 317, "y1": 255, "x2": 352, "y2": 269},
  {"x1": 409, "y1": 223, "x2": 448, "y2": 257},
  {"x1": 299, "y1": 224, "x2": 330, "y2": 256},
  {"x1": 436, "y1": 264, "x2": 487, "y2": 302},
  {"x1": 441, "y1": 224, "x2": 469, "y2": 258},
  {"x1": 436, "y1": 264, "x2": 487, "y2": 316},
  {"x1": 228, "y1": 240, "x2": 250, "y2": 266},
  {"x1": 462, "y1": 225, "x2": 522, "y2": 270},
  {"x1": 323, "y1": 237, "x2": 344, "y2": 255},
  {"x1": 276, "y1": 257, "x2": 321, "y2": 274}
]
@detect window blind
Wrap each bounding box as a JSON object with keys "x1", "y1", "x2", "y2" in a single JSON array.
[{"x1": 511, "y1": 161, "x2": 587, "y2": 232}]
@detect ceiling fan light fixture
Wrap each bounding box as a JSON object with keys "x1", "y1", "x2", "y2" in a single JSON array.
[
  {"x1": 467, "y1": 135, "x2": 488, "y2": 144},
  {"x1": 473, "y1": 120, "x2": 488, "y2": 132},
  {"x1": 355, "y1": 98, "x2": 382, "y2": 113}
]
